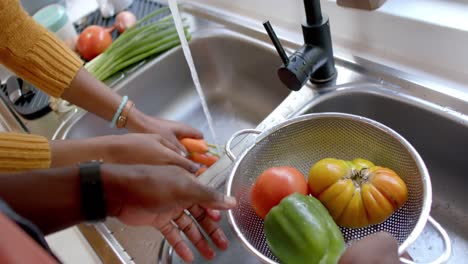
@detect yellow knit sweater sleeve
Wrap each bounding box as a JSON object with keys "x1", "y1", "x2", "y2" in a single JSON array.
[
  {"x1": 0, "y1": 0, "x2": 82, "y2": 171},
  {"x1": 0, "y1": 133, "x2": 50, "y2": 172},
  {"x1": 0, "y1": 0, "x2": 83, "y2": 98}
]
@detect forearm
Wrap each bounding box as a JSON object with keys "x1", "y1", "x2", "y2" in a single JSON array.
[
  {"x1": 61, "y1": 68, "x2": 147, "y2": 130},
  {"x1": 0, "y1": 167, "x2": 83, "y2": 234},
  {"x1": 49, "y1": 137, "x2": 112, "y2": 167},
  {"x1": 61, "y1": 68, "x2": 122, "y2": 122}
]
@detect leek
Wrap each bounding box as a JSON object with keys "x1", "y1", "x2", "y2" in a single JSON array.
[{"x1": 85, "y1": 7, "x2": 191, "y2": 81}]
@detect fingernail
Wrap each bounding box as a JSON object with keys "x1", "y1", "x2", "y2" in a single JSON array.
[
  {"x1": 225, "y1": 196, "x2": 237, "y2": 207},
  {"x1": 181, "y1": 151, "x2": 188, "y2": 157},
  {"x1": 211, "y1": 209, "x2": 221, "y2": 218},
  {"x1": 178, "y1": 244, "x2": 193, "y2": 263},
  {"x1": 218, "y1": 232, "x2": 229, "y2": 250},
  {"x1": 206, "y1": 247, "x2": 216, "y2": 259},
  {"x1": 208, "y1": 209, "x2": 221, "y2": 221},
  {"x1": 190, "y1": 164, "x2": 200, "y2": 173}
]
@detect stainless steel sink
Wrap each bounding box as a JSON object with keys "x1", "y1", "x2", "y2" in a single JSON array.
[{"x1": 43, "y1": 4, "x2": 468, "y2": 264}]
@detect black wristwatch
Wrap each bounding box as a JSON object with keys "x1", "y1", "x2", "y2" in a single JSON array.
[{"x1": 79, "y1": 160, "x2": 106, "y2": 222}]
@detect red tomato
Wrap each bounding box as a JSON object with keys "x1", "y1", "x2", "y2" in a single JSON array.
[
  {"x1": 250, "y1": 166, "x2": 308, "y2": 219},
  {"x1": 77, "y1": 25, "x2": 113, "y2": 61}
]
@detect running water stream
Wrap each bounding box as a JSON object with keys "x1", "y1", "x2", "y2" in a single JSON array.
[{"x1": 167, "y1": 0, "x2": 221, "y2": 155}]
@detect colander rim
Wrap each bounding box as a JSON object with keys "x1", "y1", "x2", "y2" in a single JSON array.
[{"x1": 225, "y1": 112, "x2": 432, "y2": 263}]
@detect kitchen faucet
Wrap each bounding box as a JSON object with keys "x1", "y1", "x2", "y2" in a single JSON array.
[{"x1": 264, "y1": 0, "x2": 336, "y2": 91}]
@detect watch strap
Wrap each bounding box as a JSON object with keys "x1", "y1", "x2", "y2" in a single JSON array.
[{"x1": 79, "y1": 161, "x2": 106, "y2": 222}]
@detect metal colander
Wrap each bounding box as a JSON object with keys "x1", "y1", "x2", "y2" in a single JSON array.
[{"x1": 225, "y1": 113, "x2": 441, "y2": 264}]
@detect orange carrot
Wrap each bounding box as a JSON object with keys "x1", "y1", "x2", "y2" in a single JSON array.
[
  {"x1": 190, "y1": 153, "x2": 219, "y2": 167},
  {"x1": 196, "y1": 167, "x2": 208, "y2": 176},
  {"x1": 180, "y1": 138, "x2": 209, "y2": 153}
]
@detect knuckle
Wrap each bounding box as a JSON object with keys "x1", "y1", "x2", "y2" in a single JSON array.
[
  {"x1": 160, "y1": 223, "x2": 175, "y2": 235},
  {"x1": 208, "y1": 226, "x2": 221, "y2": 237},
  {"x1": 194, "y1": 211, "x2": 207, "y2": 223},
  {"x1": 182, "y1": 222, "x2": 195, "y2": 233}
]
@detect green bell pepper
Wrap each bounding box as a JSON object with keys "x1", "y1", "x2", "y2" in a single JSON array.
[{"x1": 264, "y1": 193, "x2": 345, "y2": 264}]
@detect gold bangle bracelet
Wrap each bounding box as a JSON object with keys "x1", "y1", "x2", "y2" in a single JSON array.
[{"x1": 116, "y1": 100, "x2": 135, "y2": 129}]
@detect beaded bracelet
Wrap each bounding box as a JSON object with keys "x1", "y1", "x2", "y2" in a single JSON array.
[{"x1": 110, "y1": 95, "x2": 128, "y2": 128}]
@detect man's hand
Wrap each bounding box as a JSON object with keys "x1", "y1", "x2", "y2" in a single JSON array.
[
  {"x1": 339, "y1": 232, "x2": 410, "y2": 264},
  {"x1": 102, "y1": 165, "x2": 236, "y2": 263}
]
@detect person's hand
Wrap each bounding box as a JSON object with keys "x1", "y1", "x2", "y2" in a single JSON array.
[
  {"x1": 104, "y1": 134, "x2": 200, "y2": 173},
  {"x1": 126, "y1": 110, "x2": 203, "y2": 155},
  {"x1": 339, "y1": 232, "x2": 411, "y2": 264},
  {"x1": 102, "y1": 164, "x2": 237, "y2": 263},
  {"x1": 50, "y1": 134, "x2": 199, "y2": 171}
]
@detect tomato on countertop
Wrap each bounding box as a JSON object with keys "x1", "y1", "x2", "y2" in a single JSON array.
[{"x1": 77, "y1": 25, "x2": 113, "y2": 61}]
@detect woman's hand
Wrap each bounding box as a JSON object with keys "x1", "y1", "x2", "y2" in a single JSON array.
[
  {"x1": 102, "y1": 164, "x2": 236, "y2": 263},
  {"x1": 107, "y1": 133, "x2": 200, "y2": 173},
  {"x1": 126, "y1": 110, "x2": 203, "y2": 155},
  {"x1": 61, "y1": 68, "x2": 202, "y2": 155},
  {"x1": 50, "y1": 134, "x2": 199, "y2": 173}
]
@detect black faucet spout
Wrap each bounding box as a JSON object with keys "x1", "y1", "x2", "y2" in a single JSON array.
[
  {"x1": 264, "y1": 0, "x2": 336, "y2": 91},
  {"x1": 304, "y1": 0, "x2": 323, "y2": 25}
]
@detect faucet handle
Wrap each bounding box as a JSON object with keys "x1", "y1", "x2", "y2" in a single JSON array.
[{"x1": 263, "y1": 21, "x2": 289, "y2": 65}]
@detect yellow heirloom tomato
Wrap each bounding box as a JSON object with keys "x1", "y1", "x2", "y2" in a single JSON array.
[{"x1": 308, "y1": 158, "x2": 408, "y2": 228}]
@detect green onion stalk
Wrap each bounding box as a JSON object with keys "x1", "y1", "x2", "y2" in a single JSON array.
[{"x1": 85, "y1": 7, "x2": 191, "y2": 81}]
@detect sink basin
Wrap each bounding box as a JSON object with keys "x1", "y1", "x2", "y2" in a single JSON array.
[
  {"x1": 298, "y1": 85, "x2": 468, "y2": 263},
  {"x1": 58, "y1": 27, "x2": 290, "y2": 263}
]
